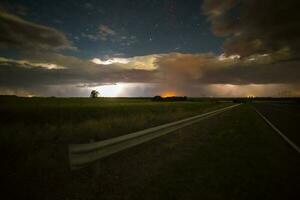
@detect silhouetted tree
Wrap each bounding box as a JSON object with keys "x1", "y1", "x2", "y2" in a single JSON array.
[
  {"x1": 90, "y1": 90, "x2": 99, "y2": 98},
  {"x1": 152, "y1": 95, "x2": 163, "y2": 101}
]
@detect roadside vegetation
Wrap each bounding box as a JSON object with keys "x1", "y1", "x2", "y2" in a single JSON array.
[{"x1": 0, "y1": 96, "x2": 231, "y2": 142}]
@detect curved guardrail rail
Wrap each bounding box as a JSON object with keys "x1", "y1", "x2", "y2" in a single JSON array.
[{"x1": 69, "y1": 104, "x2": 241, "y2": 170}]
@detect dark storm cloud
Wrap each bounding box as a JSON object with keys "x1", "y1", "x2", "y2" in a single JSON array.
[
  {"x1": 0, "y1": 55, "x2": 156, "y2": 91},
  {"x1": 203, "y1": 0, "x2": 300, "y2": 58},
  {"x1": 0, "y1": 11, "x2": 74, "y2": 50},
  {"x1": 1, "y1": 51, "x2": 300, "y2": 96},
  {"x1": 202, "y1": 0, "x2": 238, "y2": 36},
  {"x1": 201, "y1": 59, "x2": 300, "y2": 85},
  {"x1": 155, "y1": 53, "x2": 300, "y2": 85}
]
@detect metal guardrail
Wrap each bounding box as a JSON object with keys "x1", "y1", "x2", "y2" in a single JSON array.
[{"x1": 69, "y1": 104, "x2": 241, "y2": 170}]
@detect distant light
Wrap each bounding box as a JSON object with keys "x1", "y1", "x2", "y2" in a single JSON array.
[
  {"x1": 94, "y1": 83, "x2": 125, "y2": 97},
  {"x1": 161, "y1": 91, "x2": 177, "y2": 97}
]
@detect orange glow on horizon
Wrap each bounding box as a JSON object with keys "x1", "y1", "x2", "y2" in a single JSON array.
[{"x1": 161, "y1": 91, "x2": 178, "y2": 97}]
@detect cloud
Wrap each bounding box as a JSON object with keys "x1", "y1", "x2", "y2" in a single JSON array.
[
  {"x1": 81, "y1": 33, "x2": 99, "y2": 41},
  {"x1": 0, "y1": 53, "x2": 157, "y2": 93},
  {"x1": 92, "y1": 54, "x2": 159, "y2": 70},
  {"x1": 99, "y1": 24, "x2": 116, "y2": 41},
  {"x1": 1, "y1": 51, "x2": 300, "y2": 96},
  {"x1": 0, "y1": 57, "x2": 66, "y2": 69},
  {"x1": 202, "y1": 0, "x2": 238, "y2": 36},
  {"x1": 84, "y1": 3, "x2": 94, "y2": 10},
  {"x1": 81, "y1": 24, "x2": 137, "y2": 46},
  {"x1": 0, "y1": 11, "x2": 75, "y2": 50},
  {"x1": 119, "y1": 83, "x2": 300, "y2": 97},
  {"x1": 91, "y1": 58, "x2": 129, "y2": 65},
  {"x1": 155, "y1": 53, "x2": 300, "y2": 85},
  {"x1": 202, "y1": 0, "x2": 300, "y2": 58}
]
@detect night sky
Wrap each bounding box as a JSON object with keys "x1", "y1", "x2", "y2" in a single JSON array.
[{"x1": 0, "y1": 0, "x2": 299, "y2": 97}]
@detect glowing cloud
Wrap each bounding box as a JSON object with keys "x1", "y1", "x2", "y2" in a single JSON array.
[
  {"x1": 218, "y1": 53, "x2": 240, "y2": 61},
  {"x1": 91, "y1": 54, "x2": 160, "y2": 70},
  {"x1": 91, "y1": 58, "x2": 129, "y2": 65},
  {"x1": 161, "y1": 91, "x2": 178, "y2": 97}
]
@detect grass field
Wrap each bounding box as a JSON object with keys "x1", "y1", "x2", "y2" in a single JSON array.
[
  {"x1": 1, "y1": 97, "x2": 299, "y2": 200},
  {"x1": 0, "y1": 97, "x2": 231, "y2": 142}
]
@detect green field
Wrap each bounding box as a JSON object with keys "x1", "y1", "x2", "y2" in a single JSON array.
[
  {"x1": 1, "y1": 97, "x2": 231, "y2": 142},
  {"x1": 1, "y1": 97, "x2": 299, "y2": 200}
]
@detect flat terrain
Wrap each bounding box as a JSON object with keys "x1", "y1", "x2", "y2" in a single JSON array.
[
  {"x1": 0, "y1": 97, "x2": 299, "y2": 200},
  {"x1": 0, "y1": 97, "x2": 231, "y2": 199}
]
